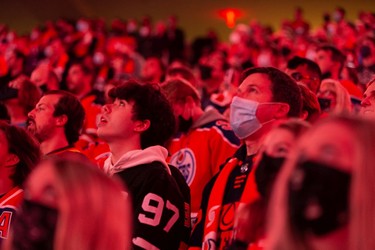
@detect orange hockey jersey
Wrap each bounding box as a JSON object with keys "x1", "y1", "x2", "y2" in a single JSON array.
[{"x1": 167, "y1": 109, "x2": 240, "y2": 223}]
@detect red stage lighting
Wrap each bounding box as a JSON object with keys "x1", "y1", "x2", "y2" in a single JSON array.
[{"x1": 218, "y1": 8, "x2": 241, "y2": 28}]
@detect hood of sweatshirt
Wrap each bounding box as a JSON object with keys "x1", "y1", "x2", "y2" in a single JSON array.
[
  {"x1": 191, "y1": 108, "x2": 226, "y2": 129},
  {"x1": 103, "y1": 145, "x2": 171, "y2": 176}
]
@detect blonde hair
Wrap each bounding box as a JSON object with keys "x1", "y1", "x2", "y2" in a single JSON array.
[
  {"x1": 266, "y1": 115, "x2": 375, "y2": 250},
  {"x1": 47, "y1": 155, "x2": 132, "y2": 250},
  {"x1": 319, "y1": 79, "x2": 352, "y2": 114}
]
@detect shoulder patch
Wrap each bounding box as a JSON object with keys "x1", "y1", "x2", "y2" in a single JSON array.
[{"x1": 169, "y1": 149, "x2": 196, "y2": 186}]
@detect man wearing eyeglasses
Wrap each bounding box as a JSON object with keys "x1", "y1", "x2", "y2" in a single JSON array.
[{"x1": 285, "y1": 56, "x2": 322, "y2": 93}]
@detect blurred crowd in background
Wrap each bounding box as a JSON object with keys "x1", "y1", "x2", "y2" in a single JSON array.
[{"x1": 0, "y1": 5, "x2": 375, "y2": 250}]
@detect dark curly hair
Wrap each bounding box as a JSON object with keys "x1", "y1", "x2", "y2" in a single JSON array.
[
  {"x1": 0, "y1": 121, "x2": 41, "y2": 187},
  {"x1": 109, "y1": 81, "x2": 175, "y2": 149}
]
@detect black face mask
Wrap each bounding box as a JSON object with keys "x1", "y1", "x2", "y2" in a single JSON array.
[
  {"x1": 199, "y1": 65, "x2": 213, "y2": 80},
  {"x1": 255, "y1": 152, "x2": 285, "y2": 198},
  {"x1": 359, "y1": 45, "x2": 372, "y2": 59},
  {"x1": 11, "y1": 199, "x2": 58, "y2": 250},
  {"x1": 280, "y1": 46, "x2": 292, "y2": 57},
  {"x1": 287, "y1": 160, "x2": 351, "y2": 236},
  {"x1": 39, "y1": 84, "x2": 48, "y2": 93},
  {"x1": 177, "y1": 115, "x2": 193, "y2": 133},
  {"x1": 318, "y1": 97, "x2": 332, "y2": 112},
  {"x1": 321, "y1": 72, "x2": 332, "y2": 80}
]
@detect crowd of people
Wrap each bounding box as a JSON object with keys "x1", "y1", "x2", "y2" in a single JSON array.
[{"x1": 0, "y1": 5, "x2": 374, "y2": 250}]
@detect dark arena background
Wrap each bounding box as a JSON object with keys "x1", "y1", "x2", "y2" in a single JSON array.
[{"x1": 1, "y1": 0, "x2": 375, "y2": 41}]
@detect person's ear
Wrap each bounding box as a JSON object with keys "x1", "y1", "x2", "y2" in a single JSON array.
[
  {"x1": 4, "y1": 154, "x2": 19, "y2": 168},
  {"x1": 56, "y1": 114, "x2": 68, "y2": 127},
  {"x1": 301, "y1": 110, "x2": 309, "y2": 120},
  {"x1": 274, "y1": 103, "x2": 290, "y2": 118},
  {"x1": 134, "y1": 119, "x2": 151, "y2": 132}
]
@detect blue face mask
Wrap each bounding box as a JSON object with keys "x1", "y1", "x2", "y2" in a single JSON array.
[{"x1": 229, "y1": 96, "x2": 277, "y2": 139}]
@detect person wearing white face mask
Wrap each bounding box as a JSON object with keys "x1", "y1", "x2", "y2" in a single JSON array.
[
  {"x1": 189, "y1": 67, "x2": 302, "y2": 250},
  {"x1": 230, "y1": 97, "x2": 283, "y2": 140}
]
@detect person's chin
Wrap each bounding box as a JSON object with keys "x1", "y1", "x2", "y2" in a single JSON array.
[{"x1": 96, "y1": 127, "x2": 106, "y2": 138}]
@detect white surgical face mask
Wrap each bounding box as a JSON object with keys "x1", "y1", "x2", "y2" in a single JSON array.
[{"x1": 230, "y1": 96, "x2": 277, "y2": 139}]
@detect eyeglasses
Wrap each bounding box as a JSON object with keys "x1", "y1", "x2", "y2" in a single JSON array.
[{"x1": 291, "y1": 72, "x2": 319, "y2": 82}]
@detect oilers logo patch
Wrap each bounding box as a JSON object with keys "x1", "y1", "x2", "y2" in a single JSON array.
[{"x1": 170, "y1": 148, "x2": 196, "y2": 185}]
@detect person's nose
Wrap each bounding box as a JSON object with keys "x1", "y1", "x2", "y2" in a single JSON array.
[
  {"x1": 102, "y1": 104, "x2": 112, "y2": 113},
  {"x1": 28, "y1": 108, "x2": 36, "y2": 119}
]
